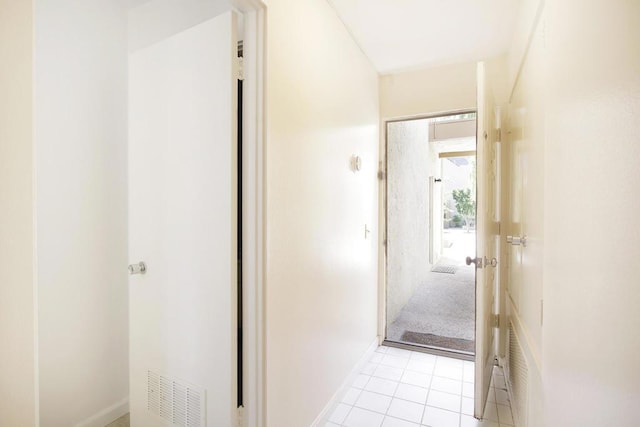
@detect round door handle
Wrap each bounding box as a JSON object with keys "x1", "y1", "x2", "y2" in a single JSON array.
[{"x1": 466, "y1": 256, "x2": 498, "y2": 268}]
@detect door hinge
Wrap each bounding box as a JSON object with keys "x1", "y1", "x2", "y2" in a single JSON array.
[
  {"x1": 237, "y1": 57, "x2": 244, "y2": 81},
  {"x1": 492, "y1": 314, "x2": 500, "y2": 328},
  {"x1": 377, "y1": 161, "x2": 385, "y2": 180},
  {"x1": 494, "y1": 221, "x2": 501, "y2": 236}
]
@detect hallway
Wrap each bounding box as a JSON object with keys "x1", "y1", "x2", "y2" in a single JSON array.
[
  {"x1": 2, "y1": 0, "x2": 639, "y2": 426},
  {"x1": 325, "y1": 346, "x2": 513, "y2": 427}
]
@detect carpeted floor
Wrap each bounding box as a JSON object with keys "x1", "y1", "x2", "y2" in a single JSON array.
[{"x1": 387, "y1": 260, "x2": 476, "y2": 347}]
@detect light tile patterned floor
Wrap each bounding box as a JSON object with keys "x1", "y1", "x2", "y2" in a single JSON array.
[{"x1": 325, "y1": 346, "x2": 515, "y2": 427}]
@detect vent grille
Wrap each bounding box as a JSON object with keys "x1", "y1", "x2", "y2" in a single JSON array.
[
  {"x1": 147, "y1": 370, "x2": 205, "y2": 426},
  {"x1": 508, "y1": 322, "x2": 529, "y2": 427}
]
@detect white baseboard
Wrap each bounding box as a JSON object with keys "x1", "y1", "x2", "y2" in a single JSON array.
[
  {"x1": 75, "y1": 397, "x2": 129, "y2": 427},
  {"x1": 311, "y1": 337, "x2": 380, "y2": 427}
]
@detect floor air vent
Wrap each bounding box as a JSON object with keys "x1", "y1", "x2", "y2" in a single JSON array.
[
  {"x1": 148, "y1": 370, "x2": 206, "y2": 426},
  {"x1": 508, "y1": 322, "x2": 529, "y2": 427}
]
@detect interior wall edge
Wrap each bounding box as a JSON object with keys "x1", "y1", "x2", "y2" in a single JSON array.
[{"x1": 507, "y1": 0, "x2": 545, "y2": 103}]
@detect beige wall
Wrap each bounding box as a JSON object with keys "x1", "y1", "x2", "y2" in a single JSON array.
[
  {"x1": 505, "y1": 0, "x2": 640, "y2": 425},
  {"x1": 34, "y1": 1, "x2": 129, "y2": 425},
  {"x1": 265, "y1": 0, "x2": 380, "y2": 425},
  {"x1": 0, "y1": 1, "x2": 37, "y2": 425},
  {"x1": 379, "y1": 62, "x2": 477, "y2": 120},
  {"x1": 543, "y1": 0, "x2": 640, "y2": 425},
  {"x1": 503, "y1": 1, "x2": 545, "y2": 424}
]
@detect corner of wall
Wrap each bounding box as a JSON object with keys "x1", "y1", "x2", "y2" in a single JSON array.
[
  {"x1": 0, "y1": 0, "x2": 37, "y2": 424},
  {"x1": 74, "y1": 398, "x2": 129, "y2": 427}
]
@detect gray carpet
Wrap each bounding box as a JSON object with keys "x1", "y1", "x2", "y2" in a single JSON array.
[{"x1": 387, "y1": 262, "x2": 476, "y2": 345}]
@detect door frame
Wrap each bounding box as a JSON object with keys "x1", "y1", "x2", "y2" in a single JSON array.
[
  {"x1": 378, "y1": 109, "x2": 477, "y2": 353},
  {"x1": 231, "y1": 1, "x2": 266, "y2": 426}
]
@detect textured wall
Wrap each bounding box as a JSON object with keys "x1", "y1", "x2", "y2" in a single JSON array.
[
  {"x1": 386, "y1": 119, "x2": 436, "y2": 324},
  {"x1": 542, "y1": 0, "x2": 640, "y2": 425},
  {"x1": 505, "y1": 0, "x2": 640, "y2": 425}
]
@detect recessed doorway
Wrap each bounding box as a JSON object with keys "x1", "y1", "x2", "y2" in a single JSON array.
[{"x1": 384, "y1": 112, "x2": 477, "y2": 357}]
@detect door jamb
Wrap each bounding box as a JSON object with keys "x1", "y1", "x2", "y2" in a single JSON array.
[
  {"x1": 232, "y1": 1, "x2": 266, "y2": 426},
  {"x1": 378, "y1": 109, "x2": 476, "y2": 349}
]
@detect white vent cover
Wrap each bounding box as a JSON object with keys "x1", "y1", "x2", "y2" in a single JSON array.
[
  {"x1": 148, "y1": 370, "x2": 206, "y2": 426},
  {"x1": 507, "y1": 322, "x2": 529, "y2": 427}
]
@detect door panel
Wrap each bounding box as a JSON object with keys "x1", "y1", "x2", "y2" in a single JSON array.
[
  {"x1": 475, "y1": 62, "x2": 499, "y2": 418},
  {"x1": 129, "y1": 12, "x2": 238, "y2": 426}
]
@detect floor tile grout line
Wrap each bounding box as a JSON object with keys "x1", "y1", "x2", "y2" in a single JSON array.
[
  {"x1": 419, "y1": 362, "x2": 436, "y2": 426},
  {"x1": 334, "y1": 346, "x2": 515, "y2": 427}
]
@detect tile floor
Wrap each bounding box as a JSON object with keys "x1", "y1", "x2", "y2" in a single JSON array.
[{"x1": 324, "y1": 346, "x2": 515, "y2": 427}]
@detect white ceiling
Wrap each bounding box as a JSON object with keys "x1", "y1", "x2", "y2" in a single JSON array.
[{"x1": 327, "y1": 0, "x2": 520, "y2": 74}]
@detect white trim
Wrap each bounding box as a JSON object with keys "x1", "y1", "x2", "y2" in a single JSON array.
[
  {"x1": 232, "y1": 1, "x2": 266, "y2": 426},
  {"x1": 378, "y1": 109, "x2": 477, "y2": 344},
  {"x1": 507, "y1": 297, "x2": 541, "y2": 377},
  {"x1": 310, "y1": 339, "x2": 379, "y2": 427},
  {"x1": 381, "y1": 108, "x2": 477, "y2": 125},
  {"x1": 74, "y1": 397, "x2": 129, "y2": 427},
  {"x1": 377, "y1": 119, "x2": 387, "y2": 342}
]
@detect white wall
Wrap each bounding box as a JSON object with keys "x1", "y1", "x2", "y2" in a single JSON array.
[
  {"x1": 505, "y1": 0, "x2": 640, "y2": 425},
  {"x1": 0, "y1": 1, "x2": 37, "y2": 425},
  {"x1": 543, "y1": 0, "x2": 640, "y2": 425},
  {"x1": 386, "y1": 119, "x2": 434, "y2": 323},
  {"x1": 127, "y1": 0, "x2": 231, "y2": 52},
  {"x1": 34, "y1": 1, "x2": 129, "y2": 425},
  {"x1": 379, "y1": 61, "x2": 477, "y2": 120},
  {"x1": 265, "y1": 0, "x2": 380, "y2": 424}
]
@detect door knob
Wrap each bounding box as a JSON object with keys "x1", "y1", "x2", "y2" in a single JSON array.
[
  {"x1": 466, "y1": 256, "x2": 483, "y2": 268},
  {"x1": 128, "y1": 261, "x2": 147, "y2": 275},
  {"x1": 466, "y1": 256, "x2": 498, "y2": 268}
]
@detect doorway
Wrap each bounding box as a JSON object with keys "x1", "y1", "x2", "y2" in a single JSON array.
[
  {"x1": 127, "y1": 4, "x2": 266, "y2": 426},
  {"x1": 384, "y1": 112, "x2": 477, "y2": 356}
]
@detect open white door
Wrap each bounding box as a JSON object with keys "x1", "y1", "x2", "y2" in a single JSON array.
[
  {"x1": 128, "y1": 12, "x2": 238, "y2": 426},
  {"x1": 474, "y1": 62, "x2": 500, "y2": 418}
]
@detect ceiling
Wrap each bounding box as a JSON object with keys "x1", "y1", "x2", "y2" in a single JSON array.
[{"x1": 327, "y1": 0, "x2": 520, "y2": 74}]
